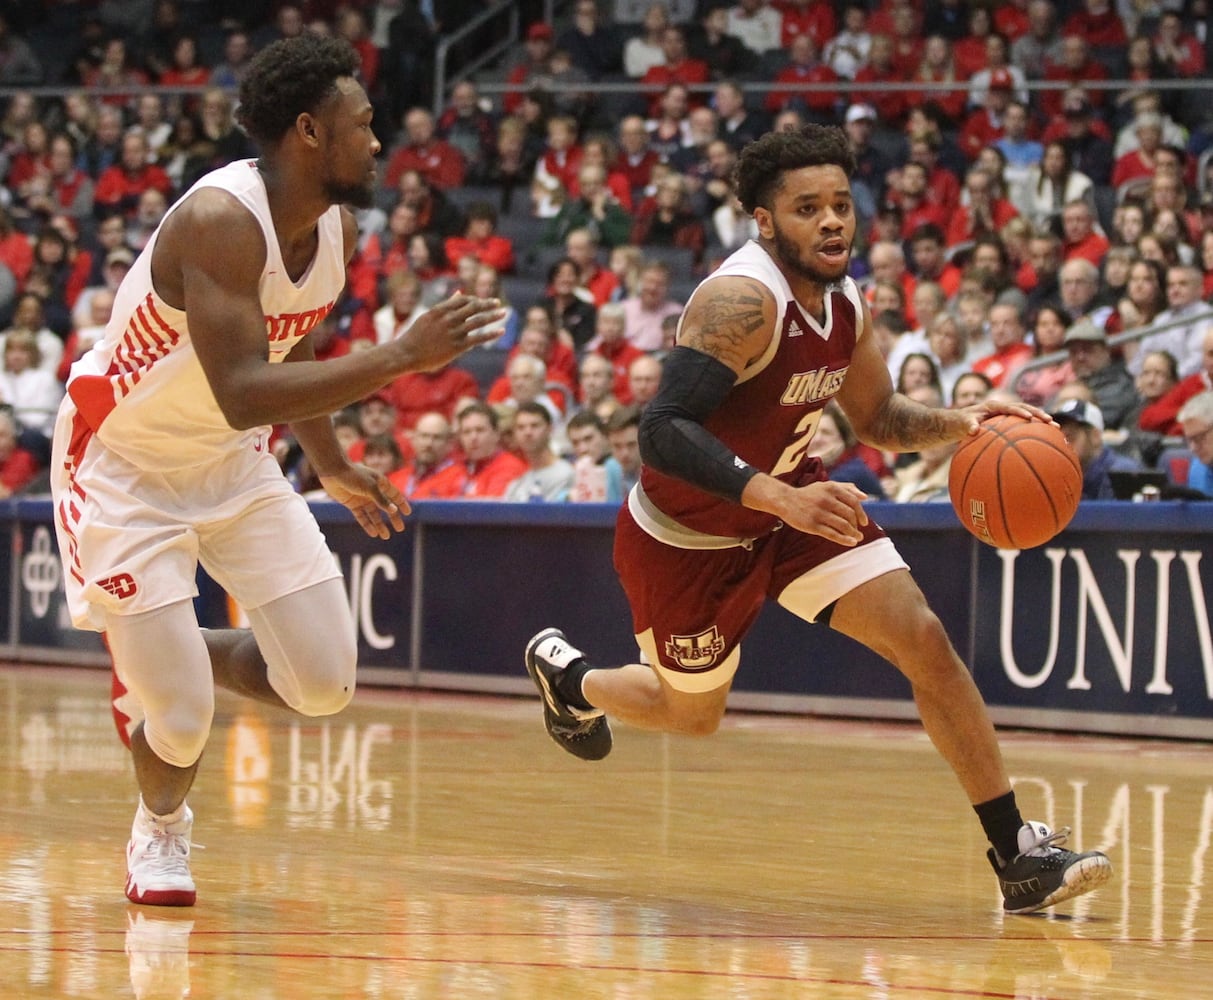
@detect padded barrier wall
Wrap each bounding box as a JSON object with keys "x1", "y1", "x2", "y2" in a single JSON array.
[{"x1": 5, "y1": 498, "x2": 1213, "y2": 739}]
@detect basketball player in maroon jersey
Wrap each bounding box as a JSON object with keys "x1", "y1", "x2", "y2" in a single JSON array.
[{"x1": 525, "y1": 125, "x2": 1111, "y2": 914}]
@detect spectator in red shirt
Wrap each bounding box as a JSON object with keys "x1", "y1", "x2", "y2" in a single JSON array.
[
  {"x1": 83, "y1": 36, "x2": 149, "y2": 104},
  {"x1": 777, "y1": 0, "x2": 836, "y2": 49},
  {"x1": 1061, "y1": 199, "x2": 1110, "y2": 265},
  {"x1": 958, "y1": 70, "x2": 1014, "y2": 161},
  {"x1": 23, "y1": 132, "x2": 94, "y2": 227},
  {"x1": 350, "y1": 201, "x2": 419, "y2": 309},
  {"x1": 1061, "y1": 0, "x2": 1127, "y2": 50},
  {"x1": 909, "y1": 223, "x2": 963, "y2": 299},
  {"x1": 640, "y1": 25, "x2": 710, "y2": 116},
  {"x1": 92, "y1": 131, "x2": 173, "y2": 220},
  {"x1": 5, "y1": 120, "x2": 50, "y2": 205},
  {"x1": 1041, "y1": 36, "x2": 1108, "y2": 119},
  {"x1": 335, "y1": 8, "x2": 379, "y2": 93},
  {"x1": 565, "y1": 227, "x2": 619, "y2": 307},
  {"x1": 854, "y1": 34, "x2": 907, "y2": 127},
  {"x1": 906, "y1": 128, "x2": 962, "y2": 212},
  {"x1": 444, "y1": 201, "x2": 516, "y2": 275},
  {"x1": 568, "y1": 133, "x2": 632, "y2": 211},
  {"x1": 384, "y1": 106, "x2": 466, "y2": 192},
  {"x1": 628, "y1": 173, "x2": 706, "y2": 270},
  {"x1": 586, "y1": 302, "x2": 644, "y2": 405},
  {"x1": 889, "y1": 161, "x2": 951, "y2": 240},
  {"x1": 0, "y1": 408, "x2": 38, "y2": 497},
  {"x1": 1111, "y1": 113, "x2": 1166, "y2": 191},
  {"x1": 504, "y1": 309, "x2": 579, "y2": 391},
  {"x1": 1154, "y1": 11, "x2": 1206, "y2": 77},
  {"x1": 386, "y1": 362, "x2": 480, "y2": 432},
  {"x1": 969, "y1": 36, "x2": 1029, "y2": 111},
  {"x1": 946, "y1": 166, "x2": 1020, "y2": 246},
  {"x1": 613, "y1": 115, "x2": 661, "y2": 203},
  {"x1": 886, "y1": 3, "x2": 924, "y2": 78},
  {"x1": 534, "y1": 114, "x2": 585, "y2": 196},
  {"x1": 765, "y1": 34, "x2": 840, "y2": 121},
  {"x1": 157, "y1": 33, "x2": 210, "y2": 90},
  {"x1": 0, "y1": 205, "x2": 33, "y2": 290},
  {"x1": 911, "y1": 35, "x2": 967, "y2": 128},
  {"x1": 394, "y1": 169, "x2": 466, "y2": 239},
  {"x1": 994, "y1": 0, "x2": 1031, "y2": 41},
  {"x1": 412, "y1": 401, "x2": 527, "y2": 499},
  {"x1": 436, "y1": 80, "x2": 497, "y2": 183},
  {"x1": 972, "y1": 302, "x2": 1035, "y2": 388},
  {"x1": 952, "y1": 5, "x2": 995, "y2": 78},
  {"x1": 504, "y1": 22, "x2": 555, "y2": 115},
  {"x1": 390, "y1": 412, "x2": 455, "y2": 499}
]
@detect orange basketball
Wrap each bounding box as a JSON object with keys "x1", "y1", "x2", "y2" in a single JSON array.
[{"x1": 948, "y1": 414, "x2": 1082, "y2": 549}]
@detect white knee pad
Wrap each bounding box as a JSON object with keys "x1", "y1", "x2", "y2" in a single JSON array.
[
  {"x1": 105, "y1": 601, "x2": 214, "y2": 768},
  {"x1": 246, "y1": 579, "x2": 358, "y2": 718}
]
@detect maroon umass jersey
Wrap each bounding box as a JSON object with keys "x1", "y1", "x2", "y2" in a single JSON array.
[{"x1": 640, "y1": 241, "x2": 864, "y2": 540}]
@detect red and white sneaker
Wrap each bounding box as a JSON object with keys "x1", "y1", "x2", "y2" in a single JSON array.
[
  {"x1": 105, "y1": 632, "x2": 143, "y2": 750},
  {"x1": 126, "y1": 799, "x2": 197, "y2": 907}
]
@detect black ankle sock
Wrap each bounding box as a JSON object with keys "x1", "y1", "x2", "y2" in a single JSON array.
[
  {"x1": 975, "y1": 791, "x2": 1025, "y2": 864},
  {"x1": 554, "y1": 658, "x2": 595, "y2": 711}
]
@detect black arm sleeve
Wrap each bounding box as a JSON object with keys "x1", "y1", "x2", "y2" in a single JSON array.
[{"x1": 638, "y1": 346, "x2": 760, "y2": 504}]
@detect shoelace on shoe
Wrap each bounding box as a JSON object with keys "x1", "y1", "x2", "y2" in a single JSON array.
[
  {"x1": 140, "y1": 825, "x2": 192, "y2": 876},
  {"x1": 1019, "y1": 825, "x2": 1071, "y2": 859}
]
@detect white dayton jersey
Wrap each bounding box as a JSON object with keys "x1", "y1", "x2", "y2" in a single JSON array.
[{"x1": 62, "y1": 159, "x2": 346, "y2": 470}]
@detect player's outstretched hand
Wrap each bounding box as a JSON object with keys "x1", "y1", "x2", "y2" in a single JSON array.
[
  {"x1": 781, "y1": 479, "x2": 869, "y2": 546},
  {"x1": 395, "y1": 293, "x2": 506, "y2": 372},
  {"x1": 320, "y1": 465, "x2": 410, "y2": 539}
]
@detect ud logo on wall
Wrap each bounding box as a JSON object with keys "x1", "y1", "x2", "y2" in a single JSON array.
[{"x1": 16, "y1": 522, "x2": 102, "y2": 653}]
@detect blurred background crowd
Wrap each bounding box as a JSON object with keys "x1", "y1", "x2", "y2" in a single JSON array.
[{"x1": 0, "y1": 0, "x2": 1212, "y2": 506}]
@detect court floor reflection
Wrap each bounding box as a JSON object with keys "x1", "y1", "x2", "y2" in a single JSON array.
[{"x1": 2, "y1": 665, "x2": 1212, "y2": 999}]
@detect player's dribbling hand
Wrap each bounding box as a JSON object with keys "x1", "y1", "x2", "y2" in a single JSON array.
[
  {"x1": 959, "y1": 398, "x2": 1055, "y2": 436},
  {"x1": 782, "y1": 480, "x2": 869, "y2": 545},
  {"x1": 395, "y1": 293, "x2": 506, "y2": 371},
  {"x1": 320, "y1": 465, "x2": 410, "y2": 539}
]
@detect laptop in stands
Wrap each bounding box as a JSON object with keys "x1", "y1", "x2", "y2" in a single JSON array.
[{"x1": 1109, "y1": 470, "x2": 1169, "y2": 500}]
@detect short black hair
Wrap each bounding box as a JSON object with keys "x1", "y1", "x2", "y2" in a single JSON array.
[
  {"x1": 517, "y1": 400, "x2": 553, "y2": 425},
  {"x1": 236, "y1": 34, "x2": 361, "y2": 147},
  {"x1": 606, "y1": 404, "x2": 641, "y2": 434},
  {"x1": 735, "y1": 124, "x2": 856, "y2": 215},
  {"x1": 566, "y1": 409, "x2": 606, "y2": 435}
]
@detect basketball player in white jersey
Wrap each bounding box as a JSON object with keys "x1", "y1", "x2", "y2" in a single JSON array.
[
  {"x1": 50, "y1": 35, "x2": 503, "y2": 907},
  {"x1": 525, "y1": 125, "x2": 1112, "y2": 914}
]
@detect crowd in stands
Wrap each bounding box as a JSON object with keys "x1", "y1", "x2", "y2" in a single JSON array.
[{"x1": 1, "y1": 0, "x2": 1213, "y2": 505}]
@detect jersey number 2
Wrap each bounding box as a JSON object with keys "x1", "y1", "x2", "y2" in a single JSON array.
[{"x1": 770, "y1": 410, "x2": 823, "y2": 477}]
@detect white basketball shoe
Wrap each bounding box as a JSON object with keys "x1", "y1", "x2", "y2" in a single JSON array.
[{"x1": 126, "y1": 799, "x2": 197, "y2": 907}]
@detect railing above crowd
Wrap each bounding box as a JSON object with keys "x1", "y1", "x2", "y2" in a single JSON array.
[{"x1": 0, "y1": 0, "x2": 1212, "y2": 508}]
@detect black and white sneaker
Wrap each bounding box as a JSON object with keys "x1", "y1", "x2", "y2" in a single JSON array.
[
  {"x1": 524, "y1": 627, "x2": 612, "y2": 761},
  {"x1": 990, "y1": 821, "x2": 1112, "y2": 914}
]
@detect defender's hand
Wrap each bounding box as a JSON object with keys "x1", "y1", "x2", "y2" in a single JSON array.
[
  {"x1": 393, "y1": 293, "x2": 506, "y2": 372},
  {"x1": 320, "y1": 465, "x2": 410, "y2": 539}
]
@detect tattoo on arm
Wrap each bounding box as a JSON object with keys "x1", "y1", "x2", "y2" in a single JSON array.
[
  {"x1": 870, "y1": 394, "x2": 956, "y2": 450},
  {"x1": 682, "y1": 279, "x2": 767, "y2": 369}
]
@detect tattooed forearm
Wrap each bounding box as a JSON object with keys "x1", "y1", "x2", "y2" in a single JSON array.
[
  {"x1": 867, "y1": 393, "x2": 961, "y2": 450},
  {"x1": 682, "y1": 278, "x2": 768, "y2": 368}
]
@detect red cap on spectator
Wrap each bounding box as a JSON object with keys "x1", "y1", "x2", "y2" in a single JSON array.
[
  {"x1": 989, "y1": 69, "x2": 1014, "y2": 91},
  {"x1": 527, "y1": 22, "x2": 554, "y2": 41}
]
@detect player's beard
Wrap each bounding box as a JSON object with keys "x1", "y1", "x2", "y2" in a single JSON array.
[
  {"x1": 324, "y1": 175, "x2": 376, "y2": 210},
  {"x1": 770, "y1": 219, "x2": 850, "y2": 286}
]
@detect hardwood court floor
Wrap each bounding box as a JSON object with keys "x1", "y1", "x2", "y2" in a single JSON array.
[{"x1": 2, "y1": 664, "x2": 1212, "y2": 999}]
